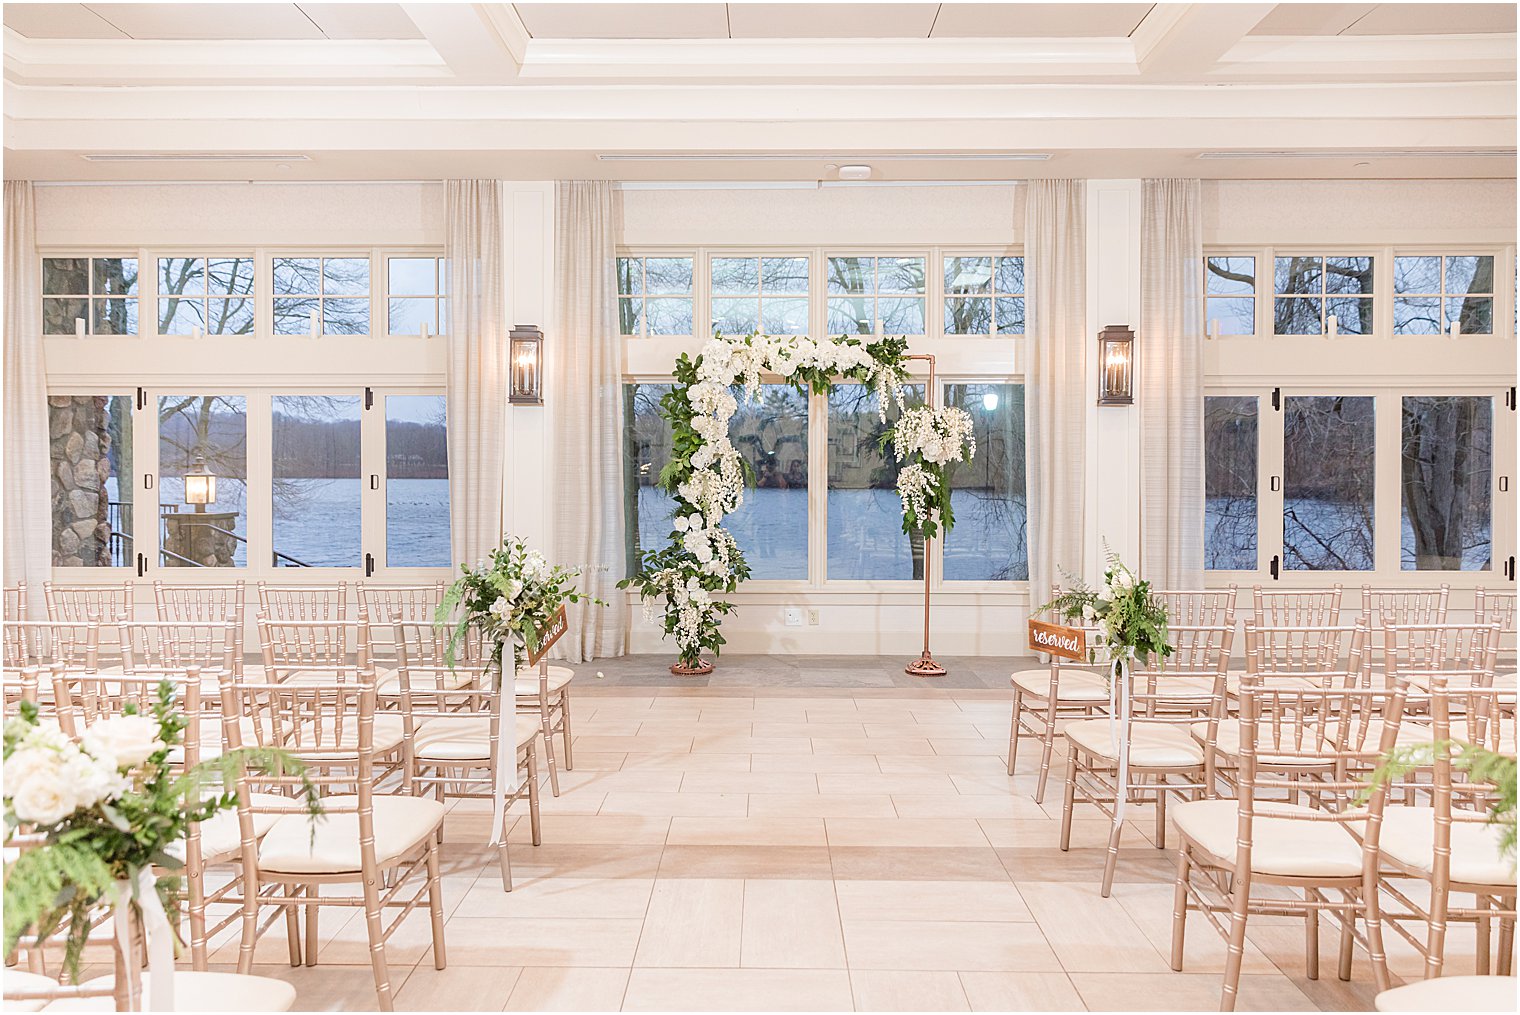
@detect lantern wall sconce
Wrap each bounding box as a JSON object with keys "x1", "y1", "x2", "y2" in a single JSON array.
[
  {"x1": 183, "y1": 454, "x2": 217, "y2": 512},
  {"x1": 509, "y1": 325, "x2": 544, "y2": 406},
  {"x1": 1097, "y1": 324, "x2": 1135, "y2": 406}
]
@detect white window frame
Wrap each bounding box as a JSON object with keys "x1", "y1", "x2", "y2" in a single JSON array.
[
  {"x1": 940, "y1": 250, "x2": 1027, "y2": 338},
  {"x1": 616, "y1": 251, "x2": 696, "y2": 339},
  {"x1": 40, "y1": 250, "x2": 142, "y2": 337}
]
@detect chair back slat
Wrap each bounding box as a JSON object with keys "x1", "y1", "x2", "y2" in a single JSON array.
[
  {"x1": 1245, "y1": 622, "x2": 1361, "y2": 677},
  {"x1": 3, "y1": 619, "x2": 100, "y2": 671},
  {"x1": 257, "y1": 582, "x2": 349, "y2": 622},
  {"x1": 118, "y1": 620, "x2": 239, "y2": 682},
  {"x1": 4, "y1": 582, "x2": 27, "y2": 621},
  {"x1": 1156, "y1": 587, "x2": 1237, "y2": 629},
  {"x1": 1253, "y1": 584, "x2": 1342, "y2": 628},
  {"x1": 43, "y1": 581, "x2": 133, "y2": 624},
  {"x1": 257, "y1": 618, "x2": 371, "y2": 684},
  {"x1": 359, "y1": 582, "x2": 446, "y2": 624}
]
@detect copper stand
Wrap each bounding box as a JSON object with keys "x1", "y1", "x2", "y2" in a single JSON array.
[{"x1": 903, "y1": 353, "x2": 947, "y2": 677}]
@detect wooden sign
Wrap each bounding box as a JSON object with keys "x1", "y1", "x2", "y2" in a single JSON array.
[
  {"x1": 526, "y1": 605, "x2": 568, "y2": 668},
  {"x1": 1028, "y1": 619, "x2": 1086, "y2": 661}
]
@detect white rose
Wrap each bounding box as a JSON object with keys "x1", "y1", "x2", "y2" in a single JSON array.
[
  {"x1": 81, "y1": 714, "x2": 161, "y2": 768},
  {"x1": 922, "y1": 438, "x2": 944, "y2": 463},
  {"x1": 10, "y1": 766, "x2": 77, "y2": 825},
  {"x1": 1081, "y1": 603, "x2": 1096, "y2": 621},
  {"x1": 63, "y1": 749, "x2": 126, "y2": 809}
]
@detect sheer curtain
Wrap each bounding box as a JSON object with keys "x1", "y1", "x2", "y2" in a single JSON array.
[
  {"x1": 550, "y1": 181, "x2": 626, "y2": 660},
  {"x1": 1024, "y1": 179, "x2": 1088, "y2": 603},
  {"x1": 445, "y1": 180, "x2": 510, "y2": 567},
  {"x1": 4, "y1": 182, "x2": 50, "y2": 614},
  {"x1": 1139, "y1": 179, "x2": 1205, "y2": 588}
]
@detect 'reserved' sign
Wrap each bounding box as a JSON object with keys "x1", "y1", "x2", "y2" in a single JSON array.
[
  {"x1": 526, "y1": 605, "x2": 569, "y2": 668},
  {"x1": 1027, "y1": 619, "x2": 1087, "y2": 661}
]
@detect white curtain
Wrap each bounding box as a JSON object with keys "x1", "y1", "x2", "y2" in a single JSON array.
[
  {"x1": 1139, "y1": 179, "x2": 1205, "y2": 589},
  {"x1": 550, "y1": 181, "x2": 626, "y2": 660},
  {"x1": 445, "y1": 180, "x2": 510, "y2": 568},
  {"x1": 1024, "y1": 179, "x2": 1088, "y2": 603},
  {"x1": 4, "y1": 181, "x2": 51, "y2": 615}
]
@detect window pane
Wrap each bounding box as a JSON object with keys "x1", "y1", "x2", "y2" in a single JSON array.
[
  {"x1": 272, "y1": 395, "x2": 361, "y2": 568},
  {"x1": 944, "y1": 296, "x2": 992, "y2": 335},
  {"x1": 388, "y1": 257, "x2": 436, "y2": 296},
  {"x1": 711, "y1": 257, "x2": 758, "y2": 294},
  {"x1": 206, "y1": 257, "x2": 254, "y2": 297},
  {"x1": 878, "y1": 257, "x2": 925, "y2": 294},
  {"x1": 616, "y1": 257, "x2": 640, "y2": 295},
  {"x1": 1449, "y1": 295, "x2": 1493, "y2": 334},
  {"x1": 622, "y1": 383, "x2": 677, "y2": 576},
  {"x1": 1446, "y1": 255, "x2": 1494, "y2": 296},
  {"x1": 273, "y1": 297, "x2": 318, "y2": 334},
  {"x1": 826, "y1": 383, "x2": 925, "y2": 581},
  {"x1": 646, "y1": 257, "x2": 693, "y2": 294},
  {"x1": 1206, "y1": 257, "x2": 1254, "y2": 296},
  {"x1": 762, "y1": 256, "x2": 809, "y2": 294},
  {"x1": 828, "y1": 297, "x2": 872, "y2": 335},
  {"x1": 646, "y1": 297, "x2": 693, "y2": 335},
  {"x1": 323, "y1": 299, "x2": 370, "y2": 334},
  {"x1": 43, "y1": 297, "x2": 87, "y2": 335},
  {"x1": 1327, "y1": 295, "x2": 1373, "y2": 334},
  {"x1": 92, "y1": 258, "x2": 137, "y2": 296},
  {"x1": 1402, "y1": 396, "x2": 1491, "y2": 571},
  {"x1": 619, "y1": 296, "x2": 644, "y2": 336},
  {"x1": 43, "y1": 258, "x2": 88, "y2": 295},
  {"x1": 1324, "y1": 257, "x2": 1373, "y2": 295},
  {"x1": 273, "y1": 258, "x2": 320, "y2": 295},
  {"x1": 1204, "y1": 396, "x2": 1257, "y2": 570},
  {"x1": 1394, "y1": 297, "x2": 1443, "y2": 335},
  {"x1": 726, "y1": 385, "x2": 808, "y2": 579},
  {"x1": 1275, "y1": 257, "x2": 1321, "y2": 295},
  {"x1": 92, "y1": 298, "x2": 137, "y2": 336},
  {"x1": 158, "y1": 297, "x2": 207, "y2": 334},
  {"x1": 322, "y1": 258, "x2": 370, "y2": 296},
  {"x1": 826, "y1": 257, "x2": 871, "y2": 294},
  {"x1": 206, "y1": 298, "x2": 254, "y2": 335},
  {"x1": 158, "y1": 395, "x2": 247, "y2": 568},
  {"x1": 994, "y1": 296, "x2": 1026, "y2": 335},
  {"x1": 386, "y1": 395, "x2": 450, "y2": 568},
  {"x1": 1274, "y1": 297, "x2": 1322, "y2": 335},
  {"x1": 388, "y1": 297, "x2": 437, "y2": 334},
  {"x1": 942, "y1": 384, "x2": 1028, "y2": 581},
  {"x1": 879, "y1": 296, "x2": 925, "y2": 334},
  {"x1": 995, "y1": 256, "x2": 1024, "y2": 293},
  {"x1": 49, "y1": 395, "x2": 133, "y2": 568},
  {"x1": 711, "y1": 297, "x2": 758, "y2": 335},
  {"x1": 761, "y1": 297, "x2": 808, "y2": 335},
  {"x1": 1283, "y1": 396, "x2": 1375, "y2": 571},
  {"x1": 159, "y1": 257, "x2": 206, "y2": 296},
  {"x1": 1394, "y1": 256, "x2": 1441, "y2": 293},
  {"x1": 944, "y1": 256, "x2": 992, "y2": 295},
  {"x1": 1207, "y1": 297, "x2": 1255, "y2": 336}
]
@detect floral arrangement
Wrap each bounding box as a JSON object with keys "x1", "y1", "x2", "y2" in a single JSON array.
[
  {"x1": 882, "y1": 405, "x2": 976, "y2": 539},
  {"x1": 3, "y1": 683, "x2": 317, "y2": 978},
  {"x1": 622, "y1": 331, "x2": 937, "y2": 669},
  {"x1": 437, "y1": 534, "x2": 603, "y2": 675},
  {"x1": 1040, "y1": 549, "x2": 1172, "y2": 669}
]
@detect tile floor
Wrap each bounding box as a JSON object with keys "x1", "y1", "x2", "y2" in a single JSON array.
[{"x1": 216, "y1": 656, "x2": 1482, "y2": 1012}]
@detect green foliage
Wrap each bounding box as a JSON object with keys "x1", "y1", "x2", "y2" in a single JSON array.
[
  {"x1": 1037, "y1": 548, "x2": 1172, "y2": 667},
  {"x1": 1363, "y1": 740, "x2": 1517, "y2": 861}
]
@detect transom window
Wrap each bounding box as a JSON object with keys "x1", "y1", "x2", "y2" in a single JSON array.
[
  {"x1": 943, "y1": 255, "x2": 1024, "y2": 336},
  {"x1": 710, "y1": 255, "x2": 809, "y2": 336},
  {"x1": 272, "y1": 256, "x2": 371, "y2": 336},
  {"x1": 386, "y1": 256, "x2": 448, "y2": 337},
  {"x1": 618, "y1": 255, "x2": 694, "y2": 337},
  {"x1": 827, "y1": 255, "x2": 926, "y2": 336},
  {"x1": 1394, "y1": 255, "x2": 1495, "y2": 335},
  {"x1": 1205, "y1": 256, "x2": 1256, "y2": 336},
  {"x1": 43, "y1": 256, "x2": 138, "y2": 336},
  {"x1": 1273, "y1": 255, "x2": 1374, "y2": 335},
  {"x1": 156, "y1": 255, "x2": 255, "y2": 335}
]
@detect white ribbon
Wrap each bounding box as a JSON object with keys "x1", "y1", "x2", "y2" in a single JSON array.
[
  {"x1": 111, "y1": 867, "x2": 176, "y2": 1011},
  {"x1": 486, "y1": 647, "x2": 524, "y2": 848},
  {"x1": 1108, "y1": 653, "x2": 1133, "y2": 826}
]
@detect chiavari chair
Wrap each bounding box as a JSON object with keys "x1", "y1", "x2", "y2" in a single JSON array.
[
  {"x1": 1156, "y1": 585, "x2": 1238, "y2": 628},
  {"x1": 118, "y1": 619, "x2": 240, "y2": 687},
  {"x1": 1360, "y1": 586, "x2": 1451, "y2": 685},
  {"x1": 3, "y1": 619, "x2": 100, "y2": 674},
  {"x1": 1058, "y1": 625, "x2": 1233, "y2": 897},
  {"x1": 1009, "y1": 602, "x2": 1111, "y2": 799},
  {"x1": 155, "y1": 580, "x2": 247, "y2": 676},
  {"x1": 1475, "y1": 586, "x2": 1518, "y2": 672},
  {"x1": 1254, "y1": 583, "x2": 1343, "y2": 628},
  {"x1": 2, "y1": 663, "x2": 45, "y2": 718},
  {"x1": 256, "y1": 581, "x2": 349, "y2": 622},
  {"x1": 1170, "y1": 664, "x2": 1409, "y2": 1011},
  {"x1": 43, "y1": 580, "x2": 134, "y2": 624},
  {"x1": 5, "y1": 580, "x2": 28, "y2": 620},
  {"x1": 219, "y1": 675, "x2": 447, "y2": 1012},
  {"x1": 358, "y1": 581, "x2": 446, "y2": 624},
  {"x1": 516, "y1": 653, "x2": 577, "y2": 798}
]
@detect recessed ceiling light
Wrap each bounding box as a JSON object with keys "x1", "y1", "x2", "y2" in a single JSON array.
[{"x1": 80, "y1": 153, "x2": 313, "y2": 163}]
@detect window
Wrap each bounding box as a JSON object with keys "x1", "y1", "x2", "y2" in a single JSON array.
[
  {"x1": 725, "y1": 385, "x2": 808, "y2": 579},
  {"x1": 1274, "y1": 256, "x2": 1374, "y2": 335},
  {"x1": 43, "y1": 257, "x2": 138, "y2": 336},
  {"x1": 618, "y1": 256, "x2": 693, "y2": 337},
  {"x1": 943, "y1": 255, "x2": 1024, "y2": 336},
  {"x1": 387, "y1": 256, "x2": 448, "y2": 336},
  {"x1": 826, "y1": 383, "x2": 925, "y2": 580},
  {"x1": 1205, "y1": 257, "x2": 1256, "y2": 336},
  {"x1": 827, "y1": 256, "x2": 926, "y2": 335},
  {"x1": 271, "y1": 395, "x2": 361, "y2": 568},
  {"x1": 48, "y1": 395, "x2": 133, "y2": 568},
  {"x1": 1402, "y1": 396, "x2": 1492, "y2": 571},
  {"x1": 1394, "y1": 255, "x2": 1495, "y2": 335},
  {"x1": 941, "y1": 383, "x2": 1029, "y2": 581},
  {"x1": 622, "y1": 383, "x2": 677, "y2": 575},
  {"x1": 158, "y1": 395, "x2": 248, "y2": 568},
  {"x1": 385, "y1": 395, "x2": 450, "y2": 568},
  {"x1": 1283, "y1": 396, "x2": 1375, "y2": 571},
  {"x1": 156, "y1": 256, "x2": 255, "y2": 335},
  {"x1": 272, "y1": 256, "x2": 370, "y2": 335},
  {"x1": 711, "y1": 256, "x2": 808, "y2": 336},
  {"x1": 1204, "y1": 396, "x2": 1258, "y2": 570}
]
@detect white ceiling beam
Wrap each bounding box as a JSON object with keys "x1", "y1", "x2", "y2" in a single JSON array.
[
  {"x1": 1132, "y1": 3, "x2": 1276, "y2": 78},
  {"x1": 400, "y1": 2, "x2": 520, "y2": 82}
]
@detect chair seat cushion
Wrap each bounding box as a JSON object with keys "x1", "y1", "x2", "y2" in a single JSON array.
[
  {"x1": 6, "y1": 970, "x2": 61, "y2": 1012},
  {"x1": 1172, "y1": 799, "x2": 1364, "y2": 878},
  {"x1": 42, "y1": 971, "x2": 298, "y2": 1012},
  {"x1": 180, "y1": 792, "x2": 293, "y2": 862},
  {"x1": 236, "y1": 714, "x2": 405, "y2": 756},
  {"x1": 256, "y1": 795, "x2": 445, "y2": 874},
  {"x1": 513, "y1": 665, "x2": 574, "y2": 697},
  {"x1": 412, "y1": 714, "x2": 539, "y2": 762},
  {"x1": 1191, "y1": 719, "x2": 1334, "y2": 768},
  {"x1": 1066, "y1": 718, "x2": 1204, "y2": 767},
  {"x1": 376, "y1": 665, "x2": 480, "y2": 695},
  {"x1": 1376, "y1": 806, "x2": 1517, "y2": 887},
  {"x1": 1012, "y1": 668, "x2": 1110, "y2": 702},
  {"x1": 1374, "y1": 975, "x2": 1519, "y2": 1012}
]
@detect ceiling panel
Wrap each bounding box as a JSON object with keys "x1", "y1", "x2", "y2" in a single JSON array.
[
  {"x1": 512, "y1": 3, "x2": 730, "y2": 39},
  {"x1": 1248, "y1": 4, "x2": 1375, "y2": 36},
  {"x1": 930, "y1": 3, "x2": 1154, "y2": 38},
  {"x1": 296, "y1": 4, "x2": 422, "y2": 40},
  {"x1": 1345, "y1": 3, "x2": 1517, "y2": 36},
  {"x1": 727, "y1": 4, "x2": 940, "y2": 39},
  {"x1": 82, "y1": 3, "x2": 326, "y2": 40},
  {"x1": 3, "y1": 4, "x2": 129, "y2": 39}
]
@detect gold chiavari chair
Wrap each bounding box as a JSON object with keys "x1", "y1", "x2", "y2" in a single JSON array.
[
  {"x1": 516, "y1": 654, "x2": 577, "y2": 798},
  {"x1": 1058, "y1": 625, "x2": 1233, "y2": 898},
  {"x1": 3, "y1": 619, "x2": 101, "y2": 674},
  {"x1": 1364, "y1": 678, "x2": 1516, "y2": 986},
  {"x1": 1157, "y1": 586, "x2": 1239, "y2": 628},
  {"x1": 155, "y1": 580, "x2": 247, "y2": 676},
  {"x1": 2, "y1": 663, "x2": 45, "y2": 718},
  {"x1": 43, "y1": 580, "x2": 134, "y2": 624},
  {"x1": 119, "y1": 619, "x2": 241, "y2": 686},
  {"x1": 256, "y1": 581, "x2": 349, "y2": 622},
  {"x1": 1475, "y1": 586, "x2": 1518, "y2": 672},
  {"x1": 1009, "y1": 609, "x2": 1112, "y2": 798},
  {"x1": 358, "y1": 582, "x2": 446, "y2": 624},
  {"x1": 1254, "y1": 584, "x2": 1343, "y2": 628},
  {"x1": 1360, "y1": 586, "x2": 1451, "y2": 685},
  {"x1": 1170, "y1": 665, "x2": 1409, "y2": 1012},
  {"x1": 219, "y1": 675, "x2": 447, "y2": 1012},
  {"x1": 5, "y1": 580, "x2": 28, "y2": 620}
]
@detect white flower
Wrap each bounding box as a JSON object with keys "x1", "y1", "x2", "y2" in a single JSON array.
[
  {"x1": 1081, "y1": 603, "x2": 1096, "y2": 621},
  {"x1": 81, "y1": 713, "x2": 161, "y2": 768},
  {"x1": 9, "y1": 767, "x2": 76, "y2": 825},
  {"x1": 672, "y1": 514, "x2": 691, "y2": 532}
]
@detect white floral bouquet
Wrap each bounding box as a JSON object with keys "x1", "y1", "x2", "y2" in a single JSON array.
[
  {"x1": 437, "y1": 534, "x2": 602, "y2": 676},
  {"x1": 883, "y1": 404, "x2": 976, "y2": 539},
  {"x1": 1040, "y1": 550, "x2": 1172, "y2": 669}
]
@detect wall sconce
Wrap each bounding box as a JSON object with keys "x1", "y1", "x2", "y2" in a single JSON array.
[
  {"x1": 509, "y1": 325, "x2": 544, "y2": 406},
  {"x1": 183, "y1": 454, "x2": 217, "y2": 512},
  {"x1": 1097, "y1": 325, "x2": 1135, "y2": 406}
]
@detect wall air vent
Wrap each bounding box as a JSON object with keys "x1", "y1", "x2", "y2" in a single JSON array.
[
  {"x1": 79, "y1": 154, "x2": 313, "y2": 163},
  {"x1": 1197, "y1": 149, "x2": 1516, "y2": 160},
  {"x1": 597, "y1": 152, "x2": 1053, "y2": 162}
]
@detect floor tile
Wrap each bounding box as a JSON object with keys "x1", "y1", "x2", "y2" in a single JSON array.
[
  {"x1": 502, "y1": 967, "x2": 630, "y2": 1011},
  {"x1": 666, "y1": 816, "x2": 828, "y2": 846},
  {"x1": 849, "y1": 970, "x2": 970, "y2": 1011},
  {"x1": 1069, "y1": 971, "x2": 1318, "y2": 1011},
  {"x1": 747, "y1": 793, "x2": 898, "y2": 818},
  {"x1": 956, "y1": 971, "x2": 1086, "y2": 1011},
  {"x1": 658, "y1": 844, "x2": 835, "y2": 879},
  {"x1": 829, "y1": 846, "x2": 1012, "y2": 882},
  {"x1": 824, "y1": 817, "x2": 992, "y2": 847},
  {"x1": 841, "y1": 919, "x2": 1062, "y2": 971},
  {"x1": 633, "y1": 878, "x2": 745, "y2": 967},
  {"x1": 452, "y1": 877, "x2": 654, "y2": 920},
  {"x1": 394, "y1": 965, "x2": 521, "y2": 1011},
  {"x1": 741, "y1": 879, "x2": 846, "y2": 968},
  {"x1": 431, "y1": 917, "x2": 644, "y2": 967},
  {"x1": 834, "y1": 880, "x2": 1033, "y2": 923},
  {"x1": 622, "y1": 968, "x2": 854, "y2": 1012}
]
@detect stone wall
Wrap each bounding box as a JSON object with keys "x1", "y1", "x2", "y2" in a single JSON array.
[{"x1": 48, "y1": 395, "x2": 123, "y2": 568}]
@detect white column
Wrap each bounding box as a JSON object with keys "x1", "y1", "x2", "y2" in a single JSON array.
[
  {"x1": 500, "y1": 182, "x2": 555, "y2": 551},
  {"x1": 1084, "y1": 180, "x2": 1143, "y2": 583}
]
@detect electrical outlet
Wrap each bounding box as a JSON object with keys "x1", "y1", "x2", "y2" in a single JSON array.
[
  {"x1": 807, "y1": 609, "x2": 820, "y2": 626},
  {"x1": 784, "y1": 607, "x2": 804, "y2": 627}
]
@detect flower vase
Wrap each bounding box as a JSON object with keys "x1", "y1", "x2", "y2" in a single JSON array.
[{"x1": 670, "y1": 657, "x2": 714, "y2": 676}]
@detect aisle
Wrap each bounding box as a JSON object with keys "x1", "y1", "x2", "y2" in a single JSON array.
[{"x1": 229, "y1": 670, "x2": 1468, "y2": 1012}]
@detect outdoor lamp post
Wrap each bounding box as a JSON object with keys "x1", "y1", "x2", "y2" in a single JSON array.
[
  {"x1": 1097, "y1": 325, "x2": 1135, "y2": 406},
  {"x1": 509, "y1": 325, "x2": 544, "y2": 406},
  {"x1": 183, "y1": 454, "x2": 217, "y2": 513}
]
